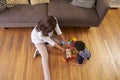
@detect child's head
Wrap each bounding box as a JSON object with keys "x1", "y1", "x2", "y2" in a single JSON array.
[
  {"x1": 74, "y1": 41, "x2": 85, "y2": 51},
  {"x1": 36, "y1": 16, "x2": 56, "y2": 36}
]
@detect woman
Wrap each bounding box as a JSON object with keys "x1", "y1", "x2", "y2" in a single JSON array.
[{"x1": 31, "y1": 16, "x2": 66, "y2": 80}]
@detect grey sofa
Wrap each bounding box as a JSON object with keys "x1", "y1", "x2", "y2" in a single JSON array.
[{"x1": 0, "y1": 0, "x2": 109, "y2": 28}]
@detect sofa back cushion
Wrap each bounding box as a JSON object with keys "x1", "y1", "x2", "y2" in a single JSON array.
[
  {"x1": 30, "y1": 0, "x2": 50, "y2": 5},
  {"x1": 0, "y1": 4, "x2": 47, "y2": 23},
  {"x1": 6, "y1": 0, "x2": 29, "y2": 4},
  {"x1": 0, "y1": 0, "x2": 14, "y2": 12},
  {"x1": 48, "y1": 2, "x2": 99, "y2": 26},
  {"x1": 50, "y1": 0, "x2": 72, "y2": 3},
  {"x1": 70, "y1": 0, "x2": 96, "y2": 8}
]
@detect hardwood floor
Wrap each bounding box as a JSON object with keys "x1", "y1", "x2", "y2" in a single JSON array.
[{"x1": 0, "y1": 9, "x2": 120, "y2": 80}]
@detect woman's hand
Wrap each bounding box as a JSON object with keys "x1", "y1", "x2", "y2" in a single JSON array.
[
  {"x1": 61, "y1": 47, "x2": 65, "y2": 52},
  {"x1": 54, "y1": 43, "x2": 65, "y2": 52}
]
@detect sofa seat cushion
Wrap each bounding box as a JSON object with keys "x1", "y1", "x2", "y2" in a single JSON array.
[
  {"x1": 0, "y1": 4, "x2": 47, "y2": 23},
  {"x1": 48, "y1": 2, "x2": 99, "y2": 25}
]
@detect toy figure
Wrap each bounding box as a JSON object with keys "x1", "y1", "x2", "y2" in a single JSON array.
[
  {"x1": 66, "y1": 48, "x2": 72, "y2": 59},
  {"x1": 60, "y1": 47, "x2": 77, "y2": 62}
]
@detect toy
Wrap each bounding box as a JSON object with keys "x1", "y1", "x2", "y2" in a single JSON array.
[
  {"x1": 66, "y1": 48, "x2": 72, "y2": 59},
  {"x1": 61, "y1": 37, "x2": 77, "y2": 46},
  {"x1": 60, "y1": 37, "x2": 78, "y2": 62},
  {"x1": 60, "y1": 46, "x2": 77, "y2": 62},
  {"x1": 72, "y1": 37, "x2": 77, "y2": 41},
  {"x1": 67, "y1": 37, "x2": 77, "y2": 46},
  {"x1": 61, "y1": 57, "x2": 67, "y2": 62},
  {"x1": 61, "y1": 40, "x2": 65, "y2": 46}
]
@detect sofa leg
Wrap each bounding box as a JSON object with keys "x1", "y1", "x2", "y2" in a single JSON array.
[
  {"x1": 87, "y1": 27, "x2": 90, "y2": 29},
  {"x1": 4, "y1": 27, "x2": 8, "y2": 29}
]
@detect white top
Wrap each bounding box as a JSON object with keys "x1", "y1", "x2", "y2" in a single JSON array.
[{"x1": 31, "y1": 17, "x2": 62, "y2": 46}]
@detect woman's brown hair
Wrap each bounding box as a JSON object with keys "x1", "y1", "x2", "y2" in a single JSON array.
[{"x1": 36, "y1": 16, "x2": 56, "y2": 36}]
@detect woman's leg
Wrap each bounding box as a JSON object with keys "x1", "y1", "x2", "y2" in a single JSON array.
[{"x1": 35, "y1": 43, "x2": 51, "y2": 80}]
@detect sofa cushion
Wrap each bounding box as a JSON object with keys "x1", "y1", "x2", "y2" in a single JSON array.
[
  {"x1": 50, "y1": 0, "x2": 72, "y2": 3},
  {"x1": 0, "y1": 4, "x2": 47, "y2": 23},
  {"x1": 70, "y1": 0, "x2": 95, "y2": 8},
  {"x1": 30, "y1": 0, "x2": 50, "y2": 5},
  {"x1": 48, "y1": 2, "x2": 99, "y2": 25},
  {"x1": 6, "y1": 0, "x2": 29, "y2": 4},
  {"x1": 0, "y1": 0, "x2": 14, "y2": 12}
]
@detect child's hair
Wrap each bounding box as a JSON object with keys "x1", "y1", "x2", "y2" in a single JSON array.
[
  {"x1": 74, "y1": 41, "x2": 85, "y2": 51},
  {"x1": 36, "y1": 16, "x2": 56, "y2": 36}
]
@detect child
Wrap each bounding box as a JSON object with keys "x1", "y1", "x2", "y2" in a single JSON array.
[
  {"x1": 31, "y1": 16, "x2": 66, "y2": 80},
  {"x1": 74, "y1": 41, "x2": 91, "y2": 64}
]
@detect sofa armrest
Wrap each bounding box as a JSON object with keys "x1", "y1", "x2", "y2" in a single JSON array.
[{"x1": 95, "y1": 0, "x2": 109, "y2": 25}]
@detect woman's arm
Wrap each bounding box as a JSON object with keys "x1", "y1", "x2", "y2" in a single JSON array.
[
  {"x1": 54, "y1": 17, "x2": 67, "y2": 44},
  {"x1": 59, "y1": 34, "x2": 66, "y2": 42},
  {"x1": 41, "y1": 36, "x2": 65, "y2": 52},
  {"x1": 54, "y1": 43, "x2": 65, "y2": 52}
]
